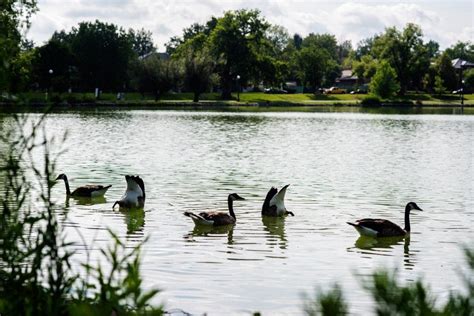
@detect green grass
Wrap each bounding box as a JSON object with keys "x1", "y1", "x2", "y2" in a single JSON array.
[{"x1": 8, "y1": 91, "x2": 474, "y2": 106}]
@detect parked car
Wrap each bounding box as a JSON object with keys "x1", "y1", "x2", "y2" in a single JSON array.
[
  {"x1": 452, "y1": 88, "x2": 463, "y2": 94},
  {"x1": 323, "y1": 87, "x2": 347, "y2": 94},
  {"x1": 264, "y1": 87, "x2": 288, "y2": 94},
  {"x1": 350, "y1": 88, "x2": 368, "y2": 94}
]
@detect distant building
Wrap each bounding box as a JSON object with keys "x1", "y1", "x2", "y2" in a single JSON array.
[
  {"x1": 335, "y1": 69, "x2": 358, "y2": 89},
  {"x1": 139, "y1": 51, "x2": 170, "y2": 61},
  {"x1": 452, "y1": 58, "x2": 474, "y2": 69}
]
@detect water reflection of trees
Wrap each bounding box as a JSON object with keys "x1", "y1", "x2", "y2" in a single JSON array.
[{"x1": 262, "y1": 216, "x2": 288, "y2": 250}]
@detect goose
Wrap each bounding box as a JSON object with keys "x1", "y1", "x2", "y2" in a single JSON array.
[
  {"x1": 112, "y1": 175, "x2": 145, "y2": 209},
  {"x1": 261, "y1": 184, "x2": 294, "y2": 217},
  {"x1": 183, "y1": 193, "x2": 245, "y2": 226},
  {"x1": 347, "y1": 202, "x2": 423, "y2": 237},
  {"x1": 55, "y1": 173, "x2": 111, "y2": 197}
]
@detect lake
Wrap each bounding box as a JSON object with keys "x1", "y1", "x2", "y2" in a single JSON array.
[{"x1": 1, "y1": 110, "x2": 473, "y2": 315}]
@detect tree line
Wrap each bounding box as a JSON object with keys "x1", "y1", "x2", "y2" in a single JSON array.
[{"x1": 1, "y1": 6, "x2": 474, "y2": 101}]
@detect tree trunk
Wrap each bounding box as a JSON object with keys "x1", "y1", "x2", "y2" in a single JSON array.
[{"x1": 193, "y1": 92, "x2": 199, "y2": 102}]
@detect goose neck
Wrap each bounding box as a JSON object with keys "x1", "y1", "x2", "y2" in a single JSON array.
[
  {"x1": 228, "y1": 197, "x2": 236, "y2": 220},
  {"x1": 404, "y1": 205, "x2": 411, "y2": 232}
]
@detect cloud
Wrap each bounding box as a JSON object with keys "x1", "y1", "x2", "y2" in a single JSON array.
[{"x1": 29, "y1": 0, "x2": 472, "y2": 49}]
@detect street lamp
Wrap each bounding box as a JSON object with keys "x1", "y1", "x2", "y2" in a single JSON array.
[
  {"x1": 46, "y1": 69, "x2": 53, "y2": 101},
  {"x1": 236, "y1": 75, "x2": 241, "y2": 102}
]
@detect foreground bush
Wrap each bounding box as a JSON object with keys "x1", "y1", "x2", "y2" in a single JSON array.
[{"x1": 0, "y1": 113, "x2": 163, "y2": 315}]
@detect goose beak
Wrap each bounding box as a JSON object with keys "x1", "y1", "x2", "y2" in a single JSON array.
[
  {"x1": 416, "y1": 207, "x2": 423, "y2": 212},
  {"x1": 236, "y1": 196, "x2": 245, "y2": 201},
  {"x1": 112, "y1": 201, "x2": 119, "y2": 209}
]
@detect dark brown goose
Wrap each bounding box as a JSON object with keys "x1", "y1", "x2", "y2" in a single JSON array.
[
  {"x1": 262, "y1": 184, "x2": 294, "y2": 217},
  {"x1": 112, "y1": 175, "x2": 146, "y2": 209},
  {"x1": 56, "y1": 173, "x2": 111, "y2": 197},
  {"x1": 347, "y1": 202, "x2": 423, "y2": 237},
  {"x1": 184, "y1": 193, "x2": 245, "y2": 226}
]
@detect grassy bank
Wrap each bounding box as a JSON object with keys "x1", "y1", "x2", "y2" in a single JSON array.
[{"x1": 6, "y1": 91, "x2": 474, "y2": 107}]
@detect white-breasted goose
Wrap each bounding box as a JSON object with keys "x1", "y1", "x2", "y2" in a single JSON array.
[
  {"x1": 56, "y1": 173, "x2": 111, "y2": 197},
  {"x1": 261, "y1": 184, "x2": 294, "y2": 217},
  {"x1": 347, "y1": 202, "x2": 423, "y2": 237},
  {"x1": 112, "y1": 175, "x2": 146, "y2": 209},
  {"x1": 183, "y1": 193, "x2": 245, "y2": 226}
]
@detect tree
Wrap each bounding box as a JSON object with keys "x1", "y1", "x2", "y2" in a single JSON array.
[
  {"x1": 128, "y1": 28, "x2": 156, "y2": 58},
  {"x1": 436, "y1": 52, "x2": 458, "y2": 91},
  {"x1": 295, "y1": 47, "x2": 330, "y2": 91},
  {"x1": 433, "y1": 75, "x2": 445, "y2": 95},
  {"x1": 464, "y1": 68, "x2": 474, "y2": 92},
  {"x1": 129, "y1": 54, "x2": 179, "y2": 100},
  {"x1": 444, "y1": 41, "x2": 474, "y2": 62},
  {"x1": 209, "y1": 9, "x2": 270, "y2": 99},
  {"x1": 353, "y1": 55, "x2": 377, "y2": 84},
  {"x1": 372, "y1": 23, "x2": 430, "y2": 95},
  {"x1": 70, "y1": 20, "x2": 134, "y2": 91},
  {"x1": 369, "y1": 60, "x2": 400, "y2": 99},
  {"x1": 31, "y1": 37, "x2": 75, "y2": 92},
  {"x1": 0, "y1": 0, "x2": 38, "y2": 92},
  {"x1": 302, "y1": 33, "x2": 338, "y2": 57},
  {"x1": 182, "y1": 48, "x2": 216, "y2": 102}
]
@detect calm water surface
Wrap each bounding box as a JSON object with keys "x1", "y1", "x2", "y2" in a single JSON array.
[{"x1": 1, "y1": 110, "x2": 473, "y2": 315}]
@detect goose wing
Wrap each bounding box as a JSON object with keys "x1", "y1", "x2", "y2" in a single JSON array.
[
  {"x1": 72, "y1": 185, "x2": 111, "y2": 197},
  {"x1": 199, "y1": 211, "x2": 235, "y2": 225},
  {"x1": 355, "y1": 218, "x2": 405, "y2": 237}
]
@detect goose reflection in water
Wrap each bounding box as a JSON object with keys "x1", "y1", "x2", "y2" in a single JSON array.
[
  {"x1": 184, "y1": 224, "x2": 234, "y2": 245},
  {"x1": 350, "y1": 236, "x2": 415, "y2": 269},
  {"x1": 262, "y1": 216, "x2": 288, "y2": 250},
  {"x1": 64, "y1": 195, "x2": 107, "y2": 207},
  {"x1": 122, "y1": 208, "x2": 145, "y2": 235}
]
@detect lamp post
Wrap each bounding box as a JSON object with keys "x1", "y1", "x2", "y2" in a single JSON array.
[
  {"x1": 236, "y1": 75, "x2": 241, "y2": 102},
  {"x1": 46, "y1": 69, "x2": 53, "y2": 102}
]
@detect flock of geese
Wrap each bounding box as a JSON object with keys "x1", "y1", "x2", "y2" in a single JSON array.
[{"x1": 55, "y1": 173, "x2": 423, "y2": 238}]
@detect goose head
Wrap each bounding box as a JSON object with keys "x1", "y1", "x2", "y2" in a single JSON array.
[
  {"x1": 228, "y1": 193, "x2": 245, "y2": 201},
  {"x1": 55, "y1": 173, "x2": 66, "y2": 181},
  {"x1": 406, "y1": 202, "x2": 423, "y2": 212}
]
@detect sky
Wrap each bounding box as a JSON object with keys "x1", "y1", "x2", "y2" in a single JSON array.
[{"x1": 28, "y1": 0, "x2": 473, "y2": 50}]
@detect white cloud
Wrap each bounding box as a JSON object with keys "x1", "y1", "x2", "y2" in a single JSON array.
[{"x1": 28, "y1": 0, "x2": 472, "y2": 49}]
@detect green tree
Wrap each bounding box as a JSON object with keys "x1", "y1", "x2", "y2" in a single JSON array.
[
  {"x1": 129, "y1": 54, "x2": 179, "y2": 100},
  {"x1": 182, "y1": 48, "x2": 216, "y2": 102},
  {"x1": 352, "y1": 55, "x2": 377, "y2": 84},
  {"x1": 369, "y1": 60, "x2": 400, "y2": 99},
  {"x1": 31, "y1": 37, "x2": 76, "y2": 92},
  {"x1": 209, "y1": 9, "x2": 270, "y2": 99},
  {"x1": 295, "y1": 47, "x2": 330, "y2": 91},
  {"x1": 372, "y1": 23, "x2": 430, "y2": 95},
  {"x1": 128, "y1": 28, "x2": 156, "y2": 57},
  {"x1": 0, "y1": 0, "x2": 38, "y2": 92},
  {"x1": 434, "y1": 75, "x2": 445, "y2": 95},
  {"x1": 444, "y1": 41, "x2": 474, "y2": 62},
  {"x1": 70, "y1": 20, "x2": 134, "y2": 91},
  {"x1": 464, "y1": 68, "x2": 474, "y2": 92},
  {"x1": 436, "y1": 52, "x2": 458, "y2": 91}
]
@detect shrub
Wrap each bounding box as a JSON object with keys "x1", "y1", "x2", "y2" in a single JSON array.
[
  {"x1": 369, "y1": 60, "x2": 400, "y2": 99},
  {"x1": 360, "y1": 95, "x2": 381, "y2": 107}
]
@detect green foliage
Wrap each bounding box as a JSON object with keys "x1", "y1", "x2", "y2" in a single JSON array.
[
  {"x1": 0, "y1": 0, "x2": 38, "y2": 92},
  {"x1": 128, "y1": 28, "x2": 156, "y2": 58},
  {"x1": 436, "y1": 52, "x2": 458, "y2": 91},
  {"x1": 303, "y1": 284, "x2": 348, "y2": 316},
  {"x1": 360, "y1": 95, "x2": 381, "y2": 107},
  {"x1": 369, "y1": 60, "x2": 400, "y2": 99},
  {"x1": 304, "y1": 248, "x2": 474, "y2": 315},
  {"x1": 295, "y1": 47, "x2": 331, "y2": 91},
  {"x1": 434, "y1": 75, "x2": 446, "y2": 95},
  {"x1": 464, "y1": 68, "x2": 474, "y2": 91},
  {"x1": 209, "y1": 9, "x2": 270, "y2": 99},
  {"x1": 0, "y1": 114, "x2": 162, "y2": 315},
  {"x1": 444, "y1": 41, "x2": 474, "y2": 63},
  {"x1": 181, "y1": 47, "x2": 216, "y2": 102},
  {"x1": 129, "y1": 55, "x2": 180, "y2": 100},
  {"x1": 372, "y1": 23, "x2": 431, "y2": 95}
]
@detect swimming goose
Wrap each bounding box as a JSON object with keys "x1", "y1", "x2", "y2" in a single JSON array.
[
  {"x1": 183, "y1": 193, "x2": 245, "y2": 226},
  {"x1": 112, "y1": 175, "x2": 146, "y2": 209},
  {"x1": 261, "y1": 184, "x2": 294, "y2": 217},
  {"x1": 347, "y1": 202, "x2": 423, "y2": 237},
  {"x1": 56, "y1": 173, "x2": 111, "y2": 197}
]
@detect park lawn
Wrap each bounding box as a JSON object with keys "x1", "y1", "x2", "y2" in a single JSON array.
[{"x1": 12, "y1": 91, "x2": 474, "y2": 105}]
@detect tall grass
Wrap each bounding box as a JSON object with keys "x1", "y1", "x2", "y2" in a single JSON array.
[
  {"x1": 0, "y1": 113, "x2": 162, "y2": 315},
  {"x1": 303, "y1": 248, "x2": 474, "y2": 315}
]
